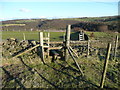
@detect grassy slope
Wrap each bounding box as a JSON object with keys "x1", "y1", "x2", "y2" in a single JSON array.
[
  {"x1": 1, "y1": 16, "x2": 120, "y2": 88},
  {"x1": 2, "y1": 31, "x2": 120, "y2": 41},
  {"x1": 2, "y1": 31, "x2": 65, "y2": 41},
  {"x1": 1, "y1": 31, "x2": 120, "y2": 88},
  {"x1": 1, "y1": 55, "x2": 119, "y2": 88},
  {"x1": 2, "y1": 16, "x2": 119, "y2": 32}
]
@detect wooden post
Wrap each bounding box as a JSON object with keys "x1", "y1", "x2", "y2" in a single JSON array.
[
  {"x1": 114, "y1": 35, "x2": 118, "y2": 60},
  {"x1": 47, "y1": 33, "x2": 50, "y2": 47},
  {"x1": 82, "y1": 31, "x2": 85, "y2": 40},
  {"x1": 100, "y1": 43, "x2": 111, "y2": 88},
  {"x1": 87, "y1": 40, "x2": 90, "y2": 56},
  {"x1": 63, "y1": 33, "x2": 65, "y2": 42},
  {"x1": 23, "y1": 33, "x2": 26, "y2": 40},
  {"x1": 47, "y1": 33, "x2": 50, "y2": 58},
  {"x1": 39, "y1": 32, "x2": 45, "y2": 64},
  {"x1": 69, "y1": 46, "x2": 79, "y2": 58},
  {"x1": 64, "y1": 25, "x2": 71, "y2": 61},
  {"x1": 68, "y1": 47, "x2": 84, "y2": 76}
]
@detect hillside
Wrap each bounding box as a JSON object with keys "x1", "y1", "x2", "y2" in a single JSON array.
[
  {"x1": 1, "y1": 32, "x2": 120, "y2": 88},
  {"x1": 2, "y1": 16, "x2": 120, "y2": 32},
  {"x1": 1, "y1": 18, "x2": 120, "y2": 88}
]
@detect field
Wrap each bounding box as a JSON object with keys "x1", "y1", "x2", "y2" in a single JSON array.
[
  {"x1": 1, "y1": 15, "x2": 120, "y2": 89},
  {"x1": 1, "y1": 30, "x2": 120, "y2": 88},
  {"x1": 2, "y1": 31, "x2": 65, "y2": 41},
  {"x1": 2, "y1": 31, "x2": 120, "y2": 41}
]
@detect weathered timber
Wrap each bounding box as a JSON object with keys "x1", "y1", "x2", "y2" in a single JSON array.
[
  {"x1": 48, "y1": 47, "x2": 62, "y2": 50},
  {"x1": 70, "y1": 41, "x2": 88, "y2": 44},
  {"x1": 64, "y1": 25, "x2": 71, "y2": 61},
  {"x1": 68, "y1": 47, "x2": 84, "y2": 76},
  {"x1": 50, "y1": 41, "x2": 63, "y2": 44},
  {"x1": 44, "y1": 40, "x2": 97, "y2": 46},
  {"x1": 87, "y1": 40, "x2": 90, "y2": 56},
  {"x1": 43, "y1": 38, "x2": 49, "y2": 40},
  {"x1": 69, "y1": 46, "x2": 79, "y2": 58},
  {"x1": 100, "y1": 43, "x2": 111, "y2": 88},
  {"x1": 13, "y1": 44, "x2": 39, "y2": 58},
  {"x1": 47, "y1": 33, "x2": 50, "y2": 58},
  {"x1": 39, "y1": 32, "x2": 45, "y2": 64},
  {"x1": 63, "y1": 33, "x2": 65, "y2": 42}
]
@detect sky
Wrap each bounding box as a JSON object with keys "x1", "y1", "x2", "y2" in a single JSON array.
[{"x1": 0, "y1": 0, "x2": 119, "y2": 21}]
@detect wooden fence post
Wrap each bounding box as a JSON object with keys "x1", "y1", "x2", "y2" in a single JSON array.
[
  {"x1": 114, "y1": 35, "x2": 118, "y2": 60},
  {"x1": 23, "y1": 33, "x2": 26, "y2": 40},
  {"x1": 47, "y1": 33, "x2": 50, "y2": 58},
  {"x1": 87, "y1": 40, "x2": 90, "y2": 56},
  {"x1": 64, "y1": 25, "x2": 71, "y2": 61},
  {"x1": 63, "y1": 33, "x2": 65, "y2": 42},
  {"x1": 39, "y1": 32, "x2": 45, "y2": 64},
  {"x1": 100, "y1": 43, "x2": 111, "y2": 88}
]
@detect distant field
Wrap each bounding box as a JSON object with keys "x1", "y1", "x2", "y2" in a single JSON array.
[
  {"x1": 1, "y1": 24, "x2": 26, "y2": 26},
  {"x1": 2, "y1": 31, "x2": 65, "y2": 41},
  {"x1": 2, "y1": 31, "x2": 120, "y2": 42}
]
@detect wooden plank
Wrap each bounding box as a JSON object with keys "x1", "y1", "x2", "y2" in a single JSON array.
[
  {"x1": 48, "y1": 47, "x2": 62, "y2": 50},
  {"x1": 100, "y1": 43, "x2": 111, "y2": 88},
  {"x1": 63, "y1": 33, "x2": 65, "y2": 42},
  {"x1": 50, "y1": 41, "x2": 63, "y2": 44},
  {"x1": 70, "y1": 41, "x2": 88, "y2": 44},
  {"x1": 69, "y1": 46, "x2": 79, "y2": 58},
  {"x1": 43, "y1": 38, "x2": 49, "y2": 40},
  {"x1": 68, "y1": 47, "x2": 84, "y2": 76},
  {"x1": 13, "y1": 44, "x2": 40, "y2": 58},
  {"x1": 48, "y1": 41, "x2": 89, "y2": 44}
]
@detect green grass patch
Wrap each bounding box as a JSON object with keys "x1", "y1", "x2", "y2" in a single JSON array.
[
  {"x1": 2, "y1": 31, "x2": 120, "y2": 42},
  {"x1": 1, "y1": 24, "x2": 26, "y2": 26},
  {"x1": 2, "y1": 31, "x2": 65, "y2": 41}
]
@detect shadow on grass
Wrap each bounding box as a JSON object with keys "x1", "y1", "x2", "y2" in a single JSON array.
[
  {"x1": 18, "y1": 57, "x2": 59, "y2": 88},
  {"x1": 11, "y1": 56, "x2": 99, "y2": 88},
  {"x1": 1, "y1": 67, "x2": 26, "y2": 89},
  {"x1": 45, "y1": 62, "x2": 99, "y2": 88}
]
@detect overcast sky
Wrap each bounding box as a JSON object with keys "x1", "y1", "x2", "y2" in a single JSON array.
[{"x1": 0, "y1": 0, "x2": 119, "y2": 21}]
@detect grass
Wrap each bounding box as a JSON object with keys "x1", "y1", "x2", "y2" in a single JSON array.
[
  {"x1": 2, "y1": 31, "x2": 65, "y2": 41},
  {"x1": 62, "y1": 17, "x2": 109, "y2": 22},
  {"x1": 15, "y1": 20, "x2": 38, "y2": 23},
  {"x1": 2, "y1": 31, "x2": 120, "y2": 41},
  {"x1": 1, "y1": 55, "x2": 119, "y2": 88},
  {"x1": 2, "y1": 31, "x2": 120, "y2": 49},
  {"x1": 2, "y1": 30, "x2": 120, "y2": 88},
  {"x1": 1, "y1": 24, "x2": 26, "y2": 26}
]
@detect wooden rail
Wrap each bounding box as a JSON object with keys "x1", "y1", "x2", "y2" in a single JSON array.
[{"x1": 13, "y1": 44, "x2": 40, "y2": 58}]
